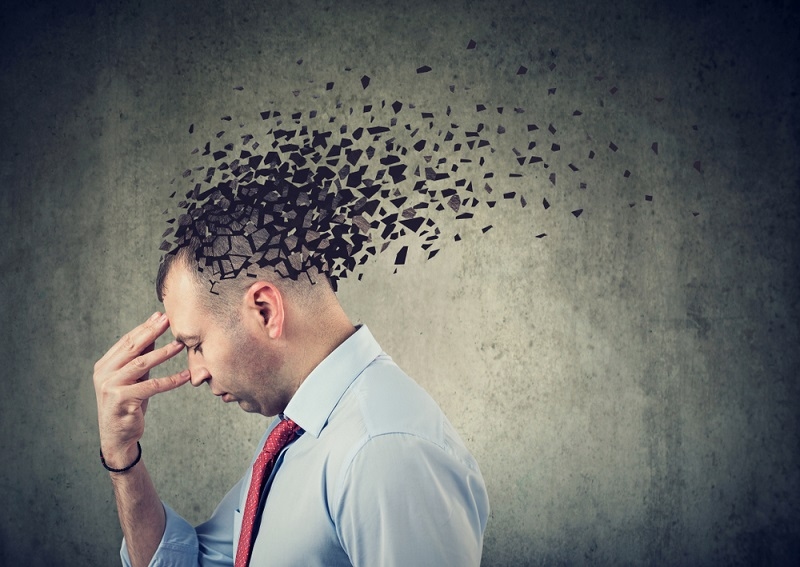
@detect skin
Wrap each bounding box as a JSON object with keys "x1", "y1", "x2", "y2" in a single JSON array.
[{"x1": 93, "y1": 262, "x2": 355, "y2": 567}]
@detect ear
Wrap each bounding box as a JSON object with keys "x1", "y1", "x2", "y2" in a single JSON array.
[{"x1": 245, "y1": 281, "x2": 285, "y2": 340}]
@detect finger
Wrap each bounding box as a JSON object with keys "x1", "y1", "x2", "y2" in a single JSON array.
[
  {"x1": 96, "y1": 312, "x2": 163, "y2": 369},
  {"x1": 112, "y1": 340, "x2": 186, "y2": 386},
  {"x1": 100, "y1": 313, "x2": 171, "y2": 370},
  {"x1": 136, "y1": 341, "x2": 156, "y2": 382},
  {"x1": 129, "y1": 369, "x2": 192, "y2": 401}
]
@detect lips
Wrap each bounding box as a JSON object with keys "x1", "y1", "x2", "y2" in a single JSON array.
[{"x1": 210, "y1": 387, "x2": 233, "y2": 402}]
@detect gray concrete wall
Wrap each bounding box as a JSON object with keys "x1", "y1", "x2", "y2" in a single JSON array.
[{"x1": 1, "y1": 0, "x2": 797, "y2": 565}]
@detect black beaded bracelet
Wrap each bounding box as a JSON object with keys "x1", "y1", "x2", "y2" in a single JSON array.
[{"x1": 100, "y1": 442, "x2": 142, "y2": 473}]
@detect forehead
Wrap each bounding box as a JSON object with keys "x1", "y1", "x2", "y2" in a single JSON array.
[{"x1": 162, "y1": 264, "x2": 208, "y2": 339}]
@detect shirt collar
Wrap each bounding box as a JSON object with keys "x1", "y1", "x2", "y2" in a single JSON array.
[{"x1": 283, "y1": 324, "x2": 382, "y2": 438}]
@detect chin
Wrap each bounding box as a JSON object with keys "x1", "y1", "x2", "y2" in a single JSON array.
[{"x1": 236, "y1": 399, "x2": 262, "y2": 414}]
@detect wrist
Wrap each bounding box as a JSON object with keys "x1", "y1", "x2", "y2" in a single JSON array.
[{"x1": 100, "y1": 442, "x2": 142, "y2": 473}]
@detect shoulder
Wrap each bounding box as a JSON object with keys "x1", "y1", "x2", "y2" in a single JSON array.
[
  {"x1": 321, "y1": 352, "x2": 480, "y2": 477},
  {"x1": 330, "y1": 353, "x2": 446, "y2": 445}
]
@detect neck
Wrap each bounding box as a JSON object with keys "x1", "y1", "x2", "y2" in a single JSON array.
[{"x1": 282, "y1": 300, "x2": 356, "y2": 400}]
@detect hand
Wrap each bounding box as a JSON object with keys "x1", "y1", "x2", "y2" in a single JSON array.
[{"x1": 93, "y1": 312, "x2": 190, "y2": 469}]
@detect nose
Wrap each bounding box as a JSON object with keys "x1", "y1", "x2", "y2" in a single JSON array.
[{"x1": 187, "y1": 356, "x2": 211, "y2": 387}]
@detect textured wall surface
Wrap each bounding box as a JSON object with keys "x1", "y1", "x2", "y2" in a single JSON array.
[{"x1": 1, "y1": 0, "x2": 798, "y2": 565}]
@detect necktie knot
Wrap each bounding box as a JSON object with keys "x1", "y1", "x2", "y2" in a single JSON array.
[{"x1": 235, "y1": 417, "x2": 302, "y2": 567}]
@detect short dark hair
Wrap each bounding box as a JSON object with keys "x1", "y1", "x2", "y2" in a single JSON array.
[{"x1": 156, "y1": 233, "x2": 332, "y2": 323}]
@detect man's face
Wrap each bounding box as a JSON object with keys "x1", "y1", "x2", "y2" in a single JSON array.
[{"x1": 162, "y1": 264, "x2": 287, "y2": 416}]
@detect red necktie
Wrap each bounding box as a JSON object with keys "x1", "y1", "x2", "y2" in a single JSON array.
[{"x1": 235, "y1": 417, "x2": 302, "y2": 567}]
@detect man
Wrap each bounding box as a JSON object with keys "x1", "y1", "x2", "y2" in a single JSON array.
[{"x1": 93, "y1": 239, "x2": 490, "y2": 566}]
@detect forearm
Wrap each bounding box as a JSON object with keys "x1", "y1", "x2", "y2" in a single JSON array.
[
  {"x1": 110, "y1": 455, "x2": 165, "y2": 567},
  {"x1": 93, "y1": 314, "x2": 192, "y2": 566}
]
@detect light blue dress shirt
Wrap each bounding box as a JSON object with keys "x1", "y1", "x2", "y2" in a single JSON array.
[{"x1": 121, "y1": 325, "x2": 489, "y2": 566}]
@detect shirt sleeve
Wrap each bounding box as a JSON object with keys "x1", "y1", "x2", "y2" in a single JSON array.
[
  {"x1": 120, "y1": 477, "x2": 243, "y2": 567},
  {"x1": 334, "y1": 433, "x2": 490, "y2": 567}
]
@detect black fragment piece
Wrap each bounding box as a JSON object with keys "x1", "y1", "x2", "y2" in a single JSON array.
[
  {"x1": 416, "y1": 65, "x2": 432, "y2": 74},
  {"x1": 516, "y1": 66, "x2": 528, "y2": 75},
  {"x1": 467, "y1": 39, "x2": 477, "y2": 49},
  {"x1": 361, "y1": 75, "x2": 371, "y2": 89},
  {"x1": 448, "y1": 194, "x2": 460, "y2": 212},
  {"x1": 400, "y1": 217, "x2": 425, "y2": 232}
]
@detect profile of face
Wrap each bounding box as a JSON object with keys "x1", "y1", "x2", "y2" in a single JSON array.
[{"x1": 162, "y1": 263, "x2": 290, "y2": 416}]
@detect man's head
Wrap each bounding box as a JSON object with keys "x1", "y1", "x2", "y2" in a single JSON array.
[{"x1": 156, "y1": 240, "x2": 353, "y2": 417}]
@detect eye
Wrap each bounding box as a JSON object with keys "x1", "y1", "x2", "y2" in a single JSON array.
[{"x1": 193, "y1": 344, "x2": 203, "y2": 354}]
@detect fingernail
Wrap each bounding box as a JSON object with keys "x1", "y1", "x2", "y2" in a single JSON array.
[
  {"x1": 149, "y1": 312, "x2": 161, "y2": 321},
  {"x1": 158, "y1": 313, "x2": 168, "y2": 323},
  {"x1": 180, "y1": 370, "x2": 190, "y2": 379},
  {"x1": 171, "y1": 340, "x2": 183, "y2": 348}
]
